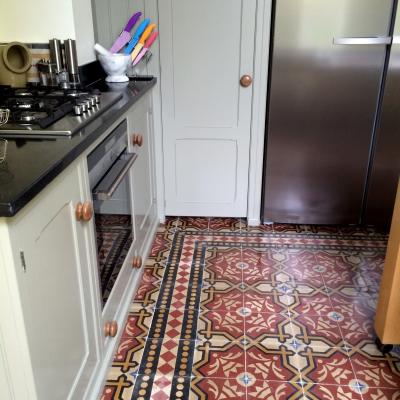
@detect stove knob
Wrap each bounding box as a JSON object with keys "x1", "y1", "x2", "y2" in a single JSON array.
[
  {"x1": 78, "y1": 102, "x2": 88, "y2": 113},
  {"x1": 74, "y1": 104, "x2": 84, "y2": 116},
  {"x1": 85, "y1": 100, "x2": 92, "y2": 110},
  {"x1": 93, "y1": 94, "x2": 100, "y2": 104},
  {"x1": 88, "y1": 96, "x2": 96, "y2": 107}
]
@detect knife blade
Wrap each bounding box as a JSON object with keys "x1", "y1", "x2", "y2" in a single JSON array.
[
  {"x1": 130, "y1": 23, "x2": 156, "y2": 61},
  {"x1": 132, "y1": 31, "x2": 158, "y2": 66},
  {"x1": 124, "y1": 18, "x2": 150, "y2": 54},
  {"x1": 109, "y1": 12, "x2": 142, "y2": 53}
]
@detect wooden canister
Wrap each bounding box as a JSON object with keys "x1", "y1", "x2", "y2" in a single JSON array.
[{"x1": 0, "y1": 42, "x2": 32, "y2": 87}]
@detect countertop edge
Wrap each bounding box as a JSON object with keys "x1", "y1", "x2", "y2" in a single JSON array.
[{"x1": 0, "y1": 78, "x2": 157, "y2": 218}]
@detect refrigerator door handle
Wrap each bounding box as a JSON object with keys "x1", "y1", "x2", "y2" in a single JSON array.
[
  {"x1": 333, "y1": 36, "x2": 392, "y2": 45},
  {"x1": 392, "y1": 36, "x2": 400, "y2": 44}
]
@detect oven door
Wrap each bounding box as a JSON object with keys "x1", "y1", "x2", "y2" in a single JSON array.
[{"x1": 88, "y1": 124, "x2": 137, "y2": 308}]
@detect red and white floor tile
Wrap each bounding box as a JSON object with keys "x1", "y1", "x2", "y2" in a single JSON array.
[{"x1": 100, "y1": 217, "x2": 400, "y2": 400}]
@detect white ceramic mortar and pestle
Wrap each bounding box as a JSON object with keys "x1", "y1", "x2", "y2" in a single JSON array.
[{"x1": 95, "y1": 44, "x2": 131, "y2": 83}]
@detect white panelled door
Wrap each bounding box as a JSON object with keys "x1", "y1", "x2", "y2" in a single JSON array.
[{"x1": 159, "y1": 0, "x2": 257, "y2": 217}]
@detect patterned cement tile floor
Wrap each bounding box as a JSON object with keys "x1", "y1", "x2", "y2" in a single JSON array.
[{"x1": 100, "y1": 217, "x2": 400, "y2": 400}]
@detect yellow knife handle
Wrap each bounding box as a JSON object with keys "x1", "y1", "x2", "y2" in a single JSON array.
[
  {"x1": 131, "y1": 43, "x2": 143, "y2": 61},
  {"x1": 139, "y1": 24, "x2": 156, "y2": 45}
]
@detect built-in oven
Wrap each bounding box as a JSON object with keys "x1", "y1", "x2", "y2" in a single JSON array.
[{"x1": 87, "y1": 120, "x2": 136, "y2": 307}]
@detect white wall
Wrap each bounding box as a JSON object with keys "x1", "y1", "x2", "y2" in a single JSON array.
[{"x1": 0, "y1": 0, "x2": 95, "y2": 65}]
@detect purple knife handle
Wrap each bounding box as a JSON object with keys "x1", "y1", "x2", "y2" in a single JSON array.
[{"x1": 124, "y1": 12, "x2": 142, "y2": 32}]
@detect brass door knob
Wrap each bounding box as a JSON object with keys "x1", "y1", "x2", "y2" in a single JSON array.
[
  {"x1": 132, "y1": 256, "x2": 143, "y2": 269},
  {"x1": 109, "y1": 321, "x2": 118, "y2": 337},
  {"x1": 240, "y1": 74, "x2": 253, "y2": 87},
  {"x1": 104, "y1": 321, "x2": 110, "y2": 337},
  {"x1": 104, "y1": 321, "x2": 118, "y2": 337},
  {"x1": 75, "y1": 201, "x2": 93, "y2": 221},
  {"x1": 132, "y1": 134, "x2": 144, "y2": 147}
]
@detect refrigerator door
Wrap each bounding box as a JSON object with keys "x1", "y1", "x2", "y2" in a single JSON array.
[
  {"x1": 365, "y1": 4, "x2": 400, "y2": 227},
  {"x1": 263, "y1": 0, "x2": 394, "y2": 224}
]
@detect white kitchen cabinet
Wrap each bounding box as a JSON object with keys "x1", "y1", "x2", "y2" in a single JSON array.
[
  {"x1": 96, "y1": 95, "x2": 158, "y2": 384},
  {"x1": 128, "y1": 92, "x2": 158, "y2": 258},
  {"x1": 0, "y1": 92, "x2": 159, "y2": 400},
  {"x1": 0, "y1": 158, "x2": 101, "y2": 400}
]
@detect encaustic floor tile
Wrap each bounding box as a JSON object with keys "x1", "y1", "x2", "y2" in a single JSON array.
[
  {"x1": 302, "y1": 382, "x2": 363, "y2": 400},
  {"x1": 197, "y1": 310, "x2": 245, "y2": 342},
  {"x1": 100, "y1": 219, "x2": 393, "y2": 400},
  {"x1": 297, "y1": 346, "x2": 357, "y2": 386},
  {"x1": 192, "y1": 340, "x2": 246, "y2": 380},
  {"x1": 290, "y1": 314, "x2": 344, "y2": 349}
]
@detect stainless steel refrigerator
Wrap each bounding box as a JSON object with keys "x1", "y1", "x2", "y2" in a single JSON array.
[{"x1": 263, "y1": 0, "x2": 400, "y2": 226}]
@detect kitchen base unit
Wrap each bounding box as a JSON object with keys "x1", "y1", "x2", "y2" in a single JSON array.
[
  {"x1": 0, "y1": 158, "x2": 101, "y2": 400},
  {"x1": 0, "y1": 90, "x2": 159, "y2": 400}
]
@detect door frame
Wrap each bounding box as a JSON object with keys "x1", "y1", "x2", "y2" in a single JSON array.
[
  {"x1": 247, "y1": 0, "x2": 273, "y2": 226},
  {"x1": 146, "y1": 0, "x2": 272, "y2": 224}
]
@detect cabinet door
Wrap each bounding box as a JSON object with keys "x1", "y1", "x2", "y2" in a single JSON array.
[
  {"x1": 128, "y1": 94, "x2": 157, "y2": 254},
  {"x1": 159, "y1": 0, "x2": 257, "y2": 217},
  {"x1": 12, "y1": 161, "x2": 99, "y2": 400}
]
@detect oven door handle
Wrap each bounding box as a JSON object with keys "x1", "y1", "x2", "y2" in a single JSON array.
[{"x1": 92, "y1": 152, "x2": 138, "y2": 200}]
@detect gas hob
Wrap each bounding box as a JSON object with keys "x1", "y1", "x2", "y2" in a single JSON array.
[{"x1": 0, "y1": 86, "x2": 123, "y2": 137}]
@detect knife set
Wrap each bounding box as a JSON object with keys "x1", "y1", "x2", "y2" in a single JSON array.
[
  {"x1": 95, "y1": 12, "x2": 158, "y2": 82},
  {"x1": 99, "y1": 12, "x2": 158, "y2": 67}
]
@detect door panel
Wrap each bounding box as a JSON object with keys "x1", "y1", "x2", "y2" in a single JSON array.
[
  {"x1": 13, "y1": 162, "x2": 98, "y2": 399},
  {"x1": 160, "y1": 0, "x2": 256, "y2": 217},
  {"x1": 263, "y1": 0, "x2": 394, "y2": 224},
  {"x1": 175, "y1": 139, "x2": 238, "y2": 203},
  {"x1": 128, "y1": 94, "x2": 157, "y2": 252}
]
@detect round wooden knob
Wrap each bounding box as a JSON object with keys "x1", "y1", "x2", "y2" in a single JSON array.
[
  {"x1": 104, "y1": 321, "x2": 111, "y2": 337},
  {"x1": 75, "y1": 202, "x2": 83, "y2": 221},
  {"x1": 104, "y1": 321, "x2": 118, "y2": 337},
  {"x1": 75, "y1": 201, "x2": 93, "y2": 222},
  {"x1": 132, "y1": 256, "x2": 143, "y2": 269},
  {"x1": 240, "y1": 74, "x2": 253, "y2": 87},
  {"x1": 109, "y1": 321, "x2": 118, "y2": 337},
  {"x1": 132, "y1": 134, "x2": 144, "y2": 147}
]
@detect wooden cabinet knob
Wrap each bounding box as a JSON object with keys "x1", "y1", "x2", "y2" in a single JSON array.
[
  {"x1": 104, "y1": 321, "x2": 118, "y2": 337},
  {"x1": 132, "y1": 256, "x2": 143, "y2": 269},
  {"x1": 109, "y1": 321, "x2": 118, "y2": 337},
  {"x1": 104, "y1": 321, "x2": 110, "y2": 337},
  {"x1": 75, "y1": 201, "x2": 93, "y2": 222},
  {"x1": 132, "y1": 134, "x2": 144, "y2": 147},
  {"x1": 240, "y1": 74, "x2": 253, "y2": 87}
]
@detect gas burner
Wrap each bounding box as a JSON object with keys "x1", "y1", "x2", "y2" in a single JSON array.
[
  {"x1": 13, "y1": 98, "x2": 45, "y2": 110},
  {"x1": 45, "y1": 90, "x2": 65, "y2": 97},
  {"x1": 0, "y1": 85, "x2": 121, "y2": 136},
  {"x1": 14, "y1": 89, "x2": 34, "y2": 97},
  {"x1": 66, "y1": 89, "x2": 88, "y2": 98},
  {"x1": 19, "y1": 111, "x2": 48, "y2": 123}
]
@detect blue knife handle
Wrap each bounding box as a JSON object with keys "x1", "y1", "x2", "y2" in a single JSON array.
[{"x1": 124, "y1": 18, "x2": 150, "y2": 54}]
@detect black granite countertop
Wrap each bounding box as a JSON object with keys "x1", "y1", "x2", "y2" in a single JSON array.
[{"x1": 0, "y1": 77, "x2": 156, "y2": 217}]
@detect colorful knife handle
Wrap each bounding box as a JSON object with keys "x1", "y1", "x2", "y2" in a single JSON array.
[
  {"x1": 139, "y1": 24, "x2": 156, "y2": 45},
  {"x1": 124, "y1": 18, "x2": 150, "y2": 54},
  {"x1": 124, "y1": 12, "x2": 142, "y2": 32}
]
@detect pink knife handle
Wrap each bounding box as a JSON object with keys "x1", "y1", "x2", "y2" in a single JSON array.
[
  {"x1": 144, "y1": 31, "x2": 158, "y2": 49},
  {"x1": 132, "y1": 48, "x2": 147, "y2": 66}
]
